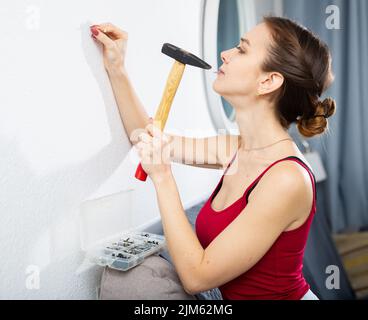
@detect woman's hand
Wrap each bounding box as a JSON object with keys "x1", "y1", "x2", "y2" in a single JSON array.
[
  {"x1": 135, "y1": 119, "x2": 174, "y2": 183},
  {"x1": 90, "y1": 23, "x2": 128, "y2": 72}
]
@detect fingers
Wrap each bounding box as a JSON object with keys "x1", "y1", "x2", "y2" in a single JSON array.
[
  {"x1": 146, "y1": 124, "x2": 172, "y2": 145},
  {"x1": 136, "y1": 142, "x2": 154, "y2": 164},
  {"x1": 135, "y1": 135, "x2": 172, "y2": 166},
  {"x1": 136, "y1": 131, "x2": 170, "y2": 151},
  {"x1": 130, "y1": 128, "x2": 145, "y2": 144},
  {"x1": 146, "y1": 123, "x2": 157, "y2": 137},
  {"x1": 145, "y1": 120, "x2": 166, "y2": 139},
  {"x1": 93, "y1": 23, "x2": 128, "y2": 40},
  {"x1": 136, "y1": 141, "x2": 151, "y2": 152},
  {"x1": 90, "y1": 26, "x2": 115, "y2": 48},
  {"x1": 138, "y1": 132, "x2": 152, "y2": 143},
  {"x1": 135, "y1": 119, "x2": 172, "y2": 160},
  {"x1": 137, "y1": 132, "x2": 164, "y2": 150}
]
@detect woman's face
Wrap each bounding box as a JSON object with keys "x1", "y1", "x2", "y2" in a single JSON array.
[{"x1": 213, "y1": 23, "x2": 272, "y2": 101}]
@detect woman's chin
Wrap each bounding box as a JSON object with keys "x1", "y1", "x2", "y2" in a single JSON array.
[
  {"x1": 212, "y1": 81, "x2": 223, "y2": 94},
  {"x1": 213, "y1": 87, "x2": 228, "y2": 98}
]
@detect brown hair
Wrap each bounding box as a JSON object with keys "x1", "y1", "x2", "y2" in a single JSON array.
[{"x1": 262, "y1": 16, "x2": 336, "y2": 138}]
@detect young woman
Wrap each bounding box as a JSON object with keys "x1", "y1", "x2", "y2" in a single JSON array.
[{"x1": 90, "y1": 16, "x2": 335, "y2": 300}]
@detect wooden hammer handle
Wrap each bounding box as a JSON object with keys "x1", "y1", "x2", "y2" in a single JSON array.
[{"x1": 135, "y1": 61, "x2": 186, "y2": 181}]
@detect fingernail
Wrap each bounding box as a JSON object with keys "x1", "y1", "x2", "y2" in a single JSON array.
[{"x1": 91, "y1": 27, "x2": 99, "y2": 36}]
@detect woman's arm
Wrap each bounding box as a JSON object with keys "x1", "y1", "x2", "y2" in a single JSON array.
[
  {"x1": 152, "y1": 172, "x2": 205, "y2": 295},
  {"x1": 107, "y1": 67, "x2": 150, "y2": 142},
  {"x1": 90, "y1": 23, "x2": 150, "y2": 143}
]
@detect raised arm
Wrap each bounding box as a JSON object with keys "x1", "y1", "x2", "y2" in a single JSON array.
[
  {"x1": 91, "y1": 23, "x2": 240, "y2": 170},
  {"x1": 90, "y1": 23, "x2": 149, "y2": 139}
]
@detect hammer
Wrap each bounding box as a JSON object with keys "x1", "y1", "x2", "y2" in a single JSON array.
[{"x1": 135, "y1": 43, "x2": 212, "y2": 181}]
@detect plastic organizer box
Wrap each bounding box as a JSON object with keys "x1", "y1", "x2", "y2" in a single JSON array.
[{"x1": 88, "y1": 231, "x2": 167, "y2": 271}]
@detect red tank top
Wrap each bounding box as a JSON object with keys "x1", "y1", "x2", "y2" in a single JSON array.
[{"x1": 195, "y1": 150, "x2": 317, "y2": 300}]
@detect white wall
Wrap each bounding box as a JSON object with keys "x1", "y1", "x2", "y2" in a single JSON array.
[{"x1": 0, "y1": 0, "x2": 222, "y2": 299}]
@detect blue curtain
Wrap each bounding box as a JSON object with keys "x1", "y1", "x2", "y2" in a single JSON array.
[{"x1": 284, "y1": 0, "x2": 368, "y2": 232}]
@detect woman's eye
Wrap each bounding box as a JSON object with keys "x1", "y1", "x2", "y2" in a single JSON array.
[{"x1": 236, "y1": 46, "x2": 246, "y2": 54}]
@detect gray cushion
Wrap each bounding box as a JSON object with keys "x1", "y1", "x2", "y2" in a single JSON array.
[{"x1": 99, "y1": 254, "x2": 197, "y2": 300}]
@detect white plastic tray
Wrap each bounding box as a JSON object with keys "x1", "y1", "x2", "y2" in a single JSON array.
[{"x1": 87, "y1": 231, "x2": 166, "y2": 271}]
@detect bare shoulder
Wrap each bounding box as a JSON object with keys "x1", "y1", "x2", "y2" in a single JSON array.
[
  {"x1": 252, "y1": 160, "x2": 312, "y2": 197},
  {"x1": 248, "y1": 160, "x2": 314, "y2": 224}
]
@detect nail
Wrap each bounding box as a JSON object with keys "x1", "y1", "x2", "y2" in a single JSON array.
[{"x1": 91, "y1": 27, "x2": 99, "y2": 36}]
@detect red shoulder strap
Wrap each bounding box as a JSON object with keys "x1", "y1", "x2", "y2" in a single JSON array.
[
  {"x1": 244, "y1": 156, "x2": 316, "y2": 204},
  {"x1": 224, "y1": 149, "x2": 239, "y2": 174}
]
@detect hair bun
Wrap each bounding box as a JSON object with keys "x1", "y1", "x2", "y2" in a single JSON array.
[
  {"x1": 316, "y1": 97, "x2": 336, "y2": 119},
  {"x1": 297, "y1": 97, "x2": 336, "y2": 137}
]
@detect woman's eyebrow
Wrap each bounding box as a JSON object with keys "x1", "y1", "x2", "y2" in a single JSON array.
[{"x1": 240, "y1": 37, "x2": 251, "y2": 47}]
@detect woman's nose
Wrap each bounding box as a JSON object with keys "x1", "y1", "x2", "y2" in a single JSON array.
[
  {"x1": 221, "y1": 50, "x2": 230, "y2": 64},
  {"x1": 221, "y1": 49, "x2": 233, "y2": 64}
]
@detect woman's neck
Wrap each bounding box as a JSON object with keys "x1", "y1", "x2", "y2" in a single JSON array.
[{"x1": 233, "y1": 100, "x2": 292, "y2": 152}]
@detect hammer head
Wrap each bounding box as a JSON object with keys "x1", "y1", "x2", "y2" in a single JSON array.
[{"x1": 162, "y1": 43, "x2": 212, "y2": 70}]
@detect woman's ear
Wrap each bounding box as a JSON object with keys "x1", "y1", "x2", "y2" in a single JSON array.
[{"x1": 257, "y1": 72, "x2": 284, "y2": 96}]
